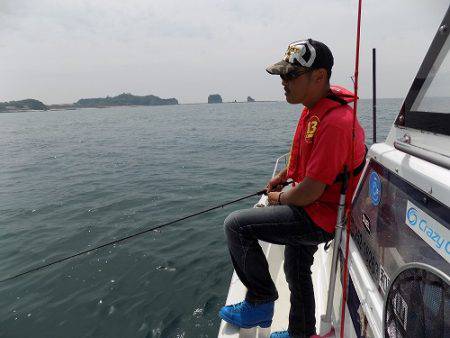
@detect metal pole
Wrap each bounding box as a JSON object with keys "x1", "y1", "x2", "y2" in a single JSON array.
[
  {"x1": 372, "y1": 48, "x2": 377, "y2": 143},
  {"x1": 321, "y1": 194, "x2": 346, "y2": 324},
  {"x1": 320, "y1": 169, "x2": 349, "y2": 334}
]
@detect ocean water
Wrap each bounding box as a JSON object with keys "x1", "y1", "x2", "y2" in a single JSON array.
[{"x1": 0, "y1": 99, "x2": 400, "y2": 338}]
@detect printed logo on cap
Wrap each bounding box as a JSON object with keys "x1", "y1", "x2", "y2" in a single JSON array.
[{"x1": 284, "y1": 40, "x2": 316, "y2": 67}]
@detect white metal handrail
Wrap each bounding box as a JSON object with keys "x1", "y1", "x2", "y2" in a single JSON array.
[
  {"x1": 394, "y1": 137, "x2": 450, "y2": 169},
  {"x1": 271, "y1": 153, "x2": 289, "y2": 178}
]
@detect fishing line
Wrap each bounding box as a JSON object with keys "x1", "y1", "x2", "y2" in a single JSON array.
[{"x1": 1, "y1": 182, "x2": 290, "y2": 283}]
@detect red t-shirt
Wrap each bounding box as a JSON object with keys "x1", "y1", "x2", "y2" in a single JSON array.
[{"x1": 286, "y1": 86, "x2": 366, "y2": 233}]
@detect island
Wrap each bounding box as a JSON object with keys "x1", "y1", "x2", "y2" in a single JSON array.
[
  {"x1": 247, "y1": 96, "x2": 255, "y2": 102},
  {"x1": 74, "y1": 93, "x2": 178, "y2": 108},
  {"x1": 0, "y1": 93, "x2": 179, "y2": 113},
  {"x1": 208, "y1": 94, "x2": 223, "y2": 104},
  {"x1": 0, "y1": 99, "x2": 48, "y2": 112}
]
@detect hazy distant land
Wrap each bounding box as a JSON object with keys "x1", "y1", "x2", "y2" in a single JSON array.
[
  {"x1": 74, "y1": 93, "x2": 178, "y2": 108},
  {"x1": 0, "y1": 93, "x2": 179, "y2": 113},
  {"x1": 0, "y1": 92, "x2": 265, "y2": 113},
  {"x1": 0, "y1": 99, "x2": 48, "y2": 112}
]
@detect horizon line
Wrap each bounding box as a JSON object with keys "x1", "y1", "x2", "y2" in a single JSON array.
[{"x1": 1, "y1": 96, "x2": 405, "y2": 106}]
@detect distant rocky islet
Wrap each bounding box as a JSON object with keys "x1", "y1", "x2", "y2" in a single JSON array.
[
  {"x1": 208, "y1": 94, "x2": 223, "y2": 104},
  {"x1": 207, "y1": 94, "x2": 257, "y2": 104}
]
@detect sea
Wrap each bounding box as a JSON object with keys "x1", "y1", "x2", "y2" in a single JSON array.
[{"x1": 0, "y1": 99, "x2": 400, "y2": 338}]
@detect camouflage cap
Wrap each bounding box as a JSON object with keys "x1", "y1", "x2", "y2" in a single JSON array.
[{"x1": 266, "y1": 39, "x2": 334, "y2": 76}]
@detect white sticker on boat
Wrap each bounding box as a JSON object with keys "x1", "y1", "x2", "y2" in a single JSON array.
[
  {"x1": 405, "y1": 201, "x2": 450, "y2": 263},
  {"x1": 378, "y1": 265, "x2": 390, "y2": 295}
]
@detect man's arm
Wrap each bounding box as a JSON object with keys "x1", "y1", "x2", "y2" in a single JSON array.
[{"x1": 267, "y1": 176, "x2": 326, "y2": 206}]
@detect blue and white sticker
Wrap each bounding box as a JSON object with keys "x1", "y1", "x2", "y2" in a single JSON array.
[
  {"x1": 369, "y1": 171, "x2": 382, "y2": 206},
  {"x1": 405, "y1": 201, "x2": 450, "y2": 263}
]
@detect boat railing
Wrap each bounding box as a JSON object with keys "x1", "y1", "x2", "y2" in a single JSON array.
[
  {"x1": 394, "y1": 135, "x2": 450, "y2": 169},
  {"x1": 271, "y1": 153, "x2": 289, "y2": 178}
]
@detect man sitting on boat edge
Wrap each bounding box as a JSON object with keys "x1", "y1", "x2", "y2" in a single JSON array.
[{"x1": 219, "y1": 39, "x2": 366, "y2": 338}]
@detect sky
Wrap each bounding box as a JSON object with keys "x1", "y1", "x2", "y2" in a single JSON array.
[{"x1": 0, "y1": 0, "x2": 448, "y2": 104}]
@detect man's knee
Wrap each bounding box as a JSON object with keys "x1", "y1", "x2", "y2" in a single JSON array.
[{"x1": 224, "y1": 210, "x2": 242, "y2": 235}]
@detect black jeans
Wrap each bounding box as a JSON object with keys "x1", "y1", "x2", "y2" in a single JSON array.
[{"x1": 224, "y1": 205, "x2": 333, "y2": 338}]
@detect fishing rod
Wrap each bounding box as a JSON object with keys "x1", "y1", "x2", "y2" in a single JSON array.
[
  {"x1": 340, "y1": 0, "x2": 363, "y2": 337},
  {"x1": 1, "y1": 181, "x2": 291, "y2": 283}
]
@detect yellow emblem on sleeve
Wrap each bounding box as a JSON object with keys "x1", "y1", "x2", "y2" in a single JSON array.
[{"x1": 305, "y1": 115, "x2": 320, "y2": 142}]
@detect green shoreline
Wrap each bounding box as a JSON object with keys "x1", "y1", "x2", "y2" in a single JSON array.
[
  {"x1": 0, "y1": 94, "x2": 272, "y2": 113},
  {"x1": 0, "y1": 93, "x2": 179, "y2": 113}
]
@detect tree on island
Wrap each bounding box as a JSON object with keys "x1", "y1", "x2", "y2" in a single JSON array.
[
  {"x1": 208, "y1": 94, "x2": 222, "y2": 103},
  {"x1": 247, "y1": 96, "x2": 255, "y2": 102}
]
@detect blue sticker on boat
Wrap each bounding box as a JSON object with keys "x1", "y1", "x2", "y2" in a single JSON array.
[{"x1": 369, "y1": 171, "x2": 381, "y2": 206}]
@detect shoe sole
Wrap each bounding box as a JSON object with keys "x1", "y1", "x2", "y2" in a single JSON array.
[{"x1": 219, "y1": 311, "x2": 272, "y2": 329}]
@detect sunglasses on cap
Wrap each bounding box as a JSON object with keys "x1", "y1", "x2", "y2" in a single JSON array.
[{"x1": 280, "y1": 68, "x2": 312, "y2": 81}]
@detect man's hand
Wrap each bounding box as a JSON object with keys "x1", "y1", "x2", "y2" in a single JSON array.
[
  {"x1": 267, "y1": 191, "x2": 284, "y2": 205},
  {"x1": 266, "y1": 168, "x2": 288, "y2": 193},
  {"x1": 266, "y1": 176, "x2": 283, "y2": 193}
]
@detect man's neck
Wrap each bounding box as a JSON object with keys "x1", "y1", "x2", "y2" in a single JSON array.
[{"x1": 303, "y1": 84, "x2": 330, "y2": 109}]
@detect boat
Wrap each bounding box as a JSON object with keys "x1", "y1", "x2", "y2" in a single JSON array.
[{"x1": 218, "y1": 5, "x2": 449, "y2": 338}]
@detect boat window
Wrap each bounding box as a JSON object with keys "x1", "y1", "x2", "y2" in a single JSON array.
[
  {"x1": 411, "y1": 36, "x2": 450, "y2": 114},
  {"x1": 396, "y1": 9, "x2": 450, "y2": 136}
]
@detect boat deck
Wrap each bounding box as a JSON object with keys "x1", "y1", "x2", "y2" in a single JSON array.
[{"x1": 218, "y1": 239, "x2": 336, "y2": 338}]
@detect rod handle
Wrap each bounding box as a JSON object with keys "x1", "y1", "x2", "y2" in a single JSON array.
[{"x1": 258, "y1": 180, "x2": 293, "y2": 195}]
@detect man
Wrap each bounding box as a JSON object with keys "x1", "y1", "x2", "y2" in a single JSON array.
[{"x1": 219, "y1": 39, "x2": 366, "y2": 338}]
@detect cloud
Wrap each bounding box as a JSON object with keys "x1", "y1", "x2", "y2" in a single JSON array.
[{"x1": 0, "y1": 0, "x2": 448, "y2": 103}]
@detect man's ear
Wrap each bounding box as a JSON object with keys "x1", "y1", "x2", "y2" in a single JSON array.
[{"x1": 314, "y1": 69, "x2": 327, "y2": 83}]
